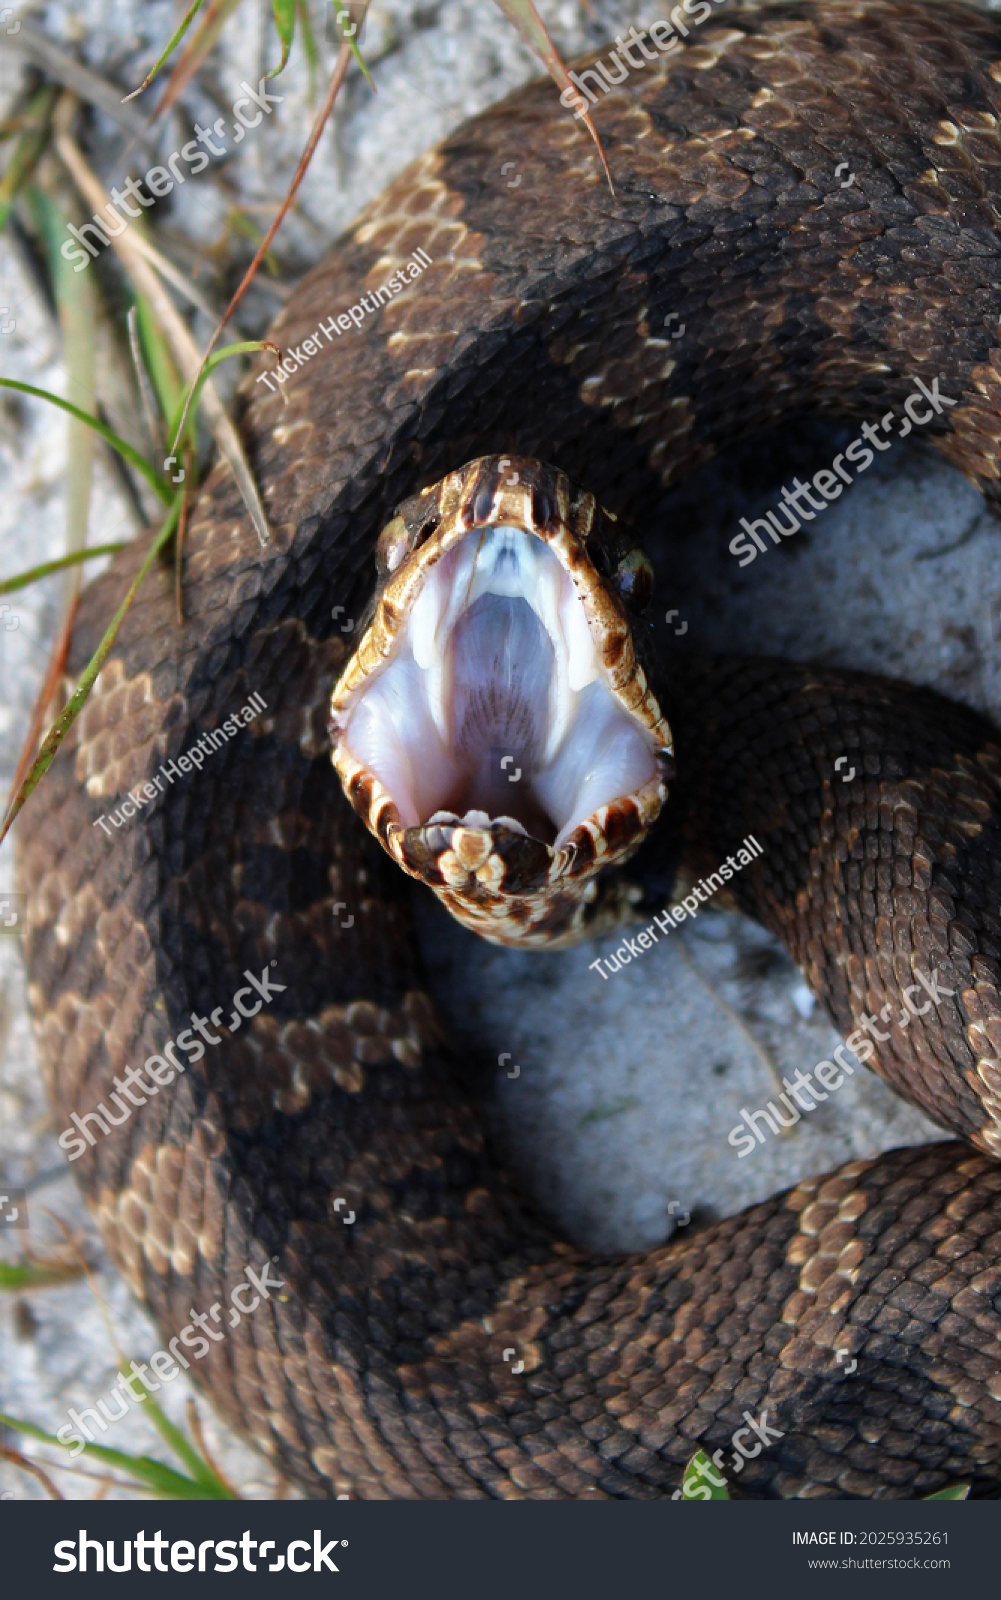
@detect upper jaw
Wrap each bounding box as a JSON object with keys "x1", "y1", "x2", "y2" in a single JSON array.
[{"x1": 329, "y1": 456, "x2": 673, "y2": 947}]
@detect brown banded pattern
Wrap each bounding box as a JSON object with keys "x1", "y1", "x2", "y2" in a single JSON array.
[{"x1": 16, "y1": 1, "x2": 1001, "y2": 1498}]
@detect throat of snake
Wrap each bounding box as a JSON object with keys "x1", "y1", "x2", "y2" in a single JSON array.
[
  {"x1": 329, "y1": 458, "x2": 673, "y2": 946},
  {"x1": 339, "y1": 526, "x2": 656, "y2": 847}
]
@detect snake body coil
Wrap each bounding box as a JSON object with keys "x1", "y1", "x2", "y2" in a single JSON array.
[{"x1": 18, "y1": 1, "x2": 1001, "y2": 1497}]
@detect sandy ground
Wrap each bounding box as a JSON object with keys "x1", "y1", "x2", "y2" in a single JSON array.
[{"x1": 0, "y1": 0, "x2": 997, "y2": 1500}]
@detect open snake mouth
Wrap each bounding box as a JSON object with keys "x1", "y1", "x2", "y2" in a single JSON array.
[
  {"x1": 329, "y1": 457, "x2": 673, "y2": 945},
  {"x1": 339, "y1": 523, "x2": 659, "y2": 846}
]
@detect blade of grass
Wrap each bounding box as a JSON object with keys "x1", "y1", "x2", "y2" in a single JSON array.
[
  {"x1": 0, "y1": 1412, "x2": 229, "y2": 1499},
  {"x1": 0, "y1": 85, "x2": 56, "y2": 235},
  {"x1": 268, "y1": 0, "x2": 297, "y2": 77},
  {"x1": 6, "y1": 1456, "x2": 168, "y2": 1497},
  {"x1": 167, "y1": 13, "x2": 368, "y2": 460},
  {"x1": 0, "y1": 495, "x2": 181, "y2": 846},
  {"x1": 0, "y1": 381, "x2": 171, "y2": 503},
  {"x1": 147, "y1": 0, "x2": 244, "y2": 123},
  {"x1": 168, "y1": 339, "x2": 279, "y2": 446},
  {"x1": 226, "y1": 209, "x2": 281, "y2": 274},
  {"x1": 2, "y1": 589, "x2": 79, "y2": 840},
  {"x1": 54, "y1": 108, "x2": 271, "y2": 547},
  {"x1": 0, "y1": 544, "x2": 126, "y2": 597},
  {"x1": 923, "y1": 1484, "x2": 970, "y2": 1500},
  {"x1": 135, "y1": 294, "x2": 183, "y2": 426},
  {"x1": 128, "y1": 305, "x2": 165, "y2": 457},
  {"x1": 122, "y1": 0, "x2": 209, "y2": 101},
  {"x1": 680, "y1": 1449, "x2": 730, "y2": 1499},
  {"x1": 334, "y1": 3, "x2": 375, "y2": 92},
  {"x1": 296, "y1": 0, "x2": 319, "y2": 103},
  {"x1": 134, "y1": 1387, "x2": 236, "y2": 1497},
  {"x1": 491, "y1": 0, "x2": 612, "y2": 192},
  {"x1": 185, "y1": 1399, "x2": 237, "y2": 1498},
  {"x1": 0, "y1": 1257, "x2": 85, "y2": 1290},
  {"x1": 41, "y1": 1214, "x2": 237, "y2": 1499}
]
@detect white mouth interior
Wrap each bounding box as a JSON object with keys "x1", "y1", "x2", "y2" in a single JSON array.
[{"x1": 340, "y1": 526, "x2": 658, "y2": 847}]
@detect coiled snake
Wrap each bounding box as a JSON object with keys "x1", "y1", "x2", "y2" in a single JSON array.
[{"x1": 18, "y1": 0, "x2": 1001, "y2": 1498}]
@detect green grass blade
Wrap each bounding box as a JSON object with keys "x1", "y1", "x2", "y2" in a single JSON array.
[
  {"x1": 0, "y1": 1259, "x2": 84, "y2": 1290},
  {"x1": 167, "y1": 340, "x2": 274, "y2": 459},
  {"x1": 333, "y1": 3, "x2": 374, "y2": 91},
  {"x1": 135, "y1": 295, "x2": 183, "y2": 431},
  {"x1": 145, "y1": 0, "x2": 242, "y2": 125},
  {"x1": 132, "y1": 1383, "x2": 235, "y2": 1497},
  {"x1": 0, "y1": 496, "x2": 181, "y2": 847},
  {"x1": 0, "y1": 85, "x2": 55, "y2": 235},
  {"x1": 268, "y1": 0, "x2": 296, "y2": 77},
  {"x1": 0, "y1": 544, "x2": 126, "y2": 596},
  {"x1": 0, "y1": 380, "x2": 171, "y2": 504},
  {"x1": 122, "y1": 0, "x2": 208, "y2": 101},
  {"x1": 680, "y1": 1449, "x2": 730, "y2": 1499},
  {"x1": 296, "y1": 0, "x2": 319, "y2": 101},
  {"x1": 923, "y1": 1484, "x2": 970, "y2": 1500},
  {"x1": 0, "y1": 1412, "x2": 220, "y2": 1498},
  {"x1": 491, "y1": 0, "x2": 612, "y2": 191}
]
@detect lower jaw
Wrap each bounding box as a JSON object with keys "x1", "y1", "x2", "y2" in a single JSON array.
[{"x1": 332, "y1": 738, "x2": 667, "y2": 947}]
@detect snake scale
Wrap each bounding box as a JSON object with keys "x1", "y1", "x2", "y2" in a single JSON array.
[{"x1": 17, "y1": 0, "x2": 1001, "y2": 1498}]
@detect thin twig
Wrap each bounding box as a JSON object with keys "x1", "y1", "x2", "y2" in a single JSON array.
[
  {"x1": 174, "y1": 445, "x2": 194, "y2": 624},
  {"x1": 144, "y1": 0, "x2": 241, "y2": 117},
  {"x1": 127, "y1": 231, "x2": 233, "y2": 325},
  {"x1": 914, "y1": 509, "x2": 987, "y2": 562},
  {"x1": 184, "y1": 1400, "x2": 237, "y2": 1499},
  {"x1": 9, "y1": 21, "x2": 154, "y2": 142},
  {"x1": 40, "y1": 1209, "x2": 126, "y2": 1366},
  {"x1": 7, "y1": 1453, "x2": 164, "y2": 1497},
  {"x1": 0, "y1": 1445, "x2": 64, "y2": 1500},
  {"x1": 169, "y1": 15, "x2": 369, "y2": 457},
  {"x1": 2, "y1": 591, "x2": 78, "y2": 830}
]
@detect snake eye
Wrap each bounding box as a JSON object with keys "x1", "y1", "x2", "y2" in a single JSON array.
[{"x1": 612, "y1": 548, "x2": 654, "y2": 613}]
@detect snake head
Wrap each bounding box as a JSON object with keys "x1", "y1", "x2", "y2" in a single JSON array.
[{"x1": 328, "y1": 456, "x2": 673, "y2": 946}]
